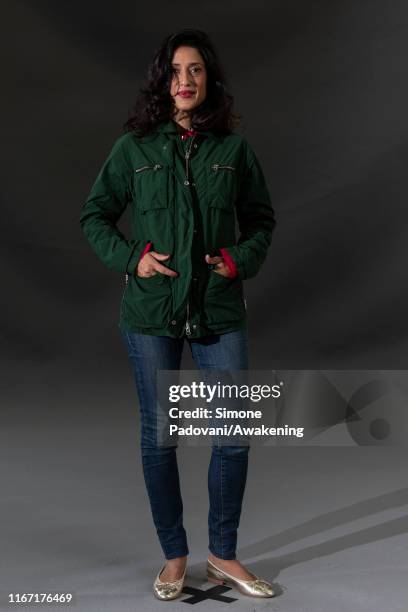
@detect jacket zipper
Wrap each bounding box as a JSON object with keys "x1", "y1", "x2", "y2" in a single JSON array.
[
  {"x1": 211, "y1": 164, "x2": 236, "y2": 172},
  {"x1": 183, "y1": 136, "x2": 196, "y2": 185},
  {"x1": 183, "y1": 135, "x2": 196, "y2": 334},
  {"x1": 135, "y1": 163, "x2": 163, "y2": 173},
  {"x1": 185, "y1": 300, "x2": 191, "y2": 336}
]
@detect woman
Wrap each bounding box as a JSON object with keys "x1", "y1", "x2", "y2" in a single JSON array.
[{"x1": 79, "y1": 28, "x2": 276, "y2": 600}]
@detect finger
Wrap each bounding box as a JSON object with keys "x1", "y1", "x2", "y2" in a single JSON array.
[
  {"x1": 205, "y1": 255, "x2": 224, "y2": 264},
  {"x1": 154, "y1": 264, "x2": 179, "y2": 277},
  {"x1": 149, "y1": 252, "x2": 171, "y2": 260}
]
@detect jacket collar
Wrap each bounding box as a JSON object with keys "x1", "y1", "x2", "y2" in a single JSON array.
[{"x1": 156, "y1": 118, "x2": 218, "y2": 140}]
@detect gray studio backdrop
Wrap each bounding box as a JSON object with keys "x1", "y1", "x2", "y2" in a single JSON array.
[{"x1": 4, "y1": 0, "x2": 408, "y2": 385}]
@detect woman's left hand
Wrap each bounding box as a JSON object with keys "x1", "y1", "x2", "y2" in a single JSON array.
[{"x1": 205, "y1": 253, "x2": 232, "y2": 278}]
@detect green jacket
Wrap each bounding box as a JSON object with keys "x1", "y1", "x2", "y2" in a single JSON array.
[{"x1": 79, "y1": 118, "x2": 276, "y2": 339}]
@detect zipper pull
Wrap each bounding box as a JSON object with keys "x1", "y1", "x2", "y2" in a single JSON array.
[
  {"x1": 211, "y1": 164, "x2": 236, "y2": 172},
  {"x1": 125, "y1": 273, "x2": 129, "y2": 285}
]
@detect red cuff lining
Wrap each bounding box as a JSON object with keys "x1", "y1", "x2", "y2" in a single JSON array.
[
  {"x1": 219, "y1": 247, "x2": 238, "y2": 278},
  {"x1": 139, "y1": 241, "x2": 152, "y2": 262}
]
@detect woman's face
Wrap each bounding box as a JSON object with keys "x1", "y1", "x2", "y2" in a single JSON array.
[{"x1": 170, "y1": 45, "x2": 207, "y2": 116}]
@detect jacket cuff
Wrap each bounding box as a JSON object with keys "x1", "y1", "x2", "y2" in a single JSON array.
[
  {"x1": 126, "y1": 241, "x2": 152, "y2": 275},
  {"x1": 219, "y1": 247, "x2": 239, "y2": 279}
]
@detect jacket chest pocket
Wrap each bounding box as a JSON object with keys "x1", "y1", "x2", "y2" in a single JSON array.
[
  {"x1": 133, "y1": 163, "x2": 169, "y2": 211},
  {"x1": 206, "y1": 163, "x2": 238, "y2": 213},
  {"x1": 133, "y1": 163, "x2": 173, "y2": 255}
]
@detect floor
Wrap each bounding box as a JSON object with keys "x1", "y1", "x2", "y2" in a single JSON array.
[{"x1": 2, "y1": 369, "x2": 408, "y2": 612}]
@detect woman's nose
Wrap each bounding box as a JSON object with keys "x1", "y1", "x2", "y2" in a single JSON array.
[{"x1": 179, "y1": 71, "x2": 193, "y2": 86}]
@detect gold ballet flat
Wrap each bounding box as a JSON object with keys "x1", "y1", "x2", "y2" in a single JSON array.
[
  {"x1": 153, "y1": 564, "x2": 187, "y2": 601},
  {"x1": 207, "y1": 558, "x2": 275, "y2": 598}
]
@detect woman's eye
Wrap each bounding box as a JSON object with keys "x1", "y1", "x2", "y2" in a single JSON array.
[{"x1": 171, "y1": 66, "x2": 201, "y2": 74}]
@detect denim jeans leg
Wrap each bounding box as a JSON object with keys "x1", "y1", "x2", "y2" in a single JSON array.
[
  {"x1": 207, "y1": 445, "x2": 249, "y2": 559},
  {"x1": 120, "y1": 331, "x2": 189, "y2": 560},
  {"x1": 189, "y1": 328, "x2": 250, "y2": 559}
]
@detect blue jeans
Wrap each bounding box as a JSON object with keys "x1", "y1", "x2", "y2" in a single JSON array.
[{"x1": 120, "y1": 328, "x2": 249, "y2": 560}]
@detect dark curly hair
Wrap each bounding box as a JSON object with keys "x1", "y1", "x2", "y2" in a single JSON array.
[{"x1": 123, "y1": 28, "x2": 241, "y2": 137}]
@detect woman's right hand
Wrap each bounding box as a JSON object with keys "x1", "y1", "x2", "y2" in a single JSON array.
[{"x1": 136, "y1": 251, "x2": 179, "y2": 278}]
